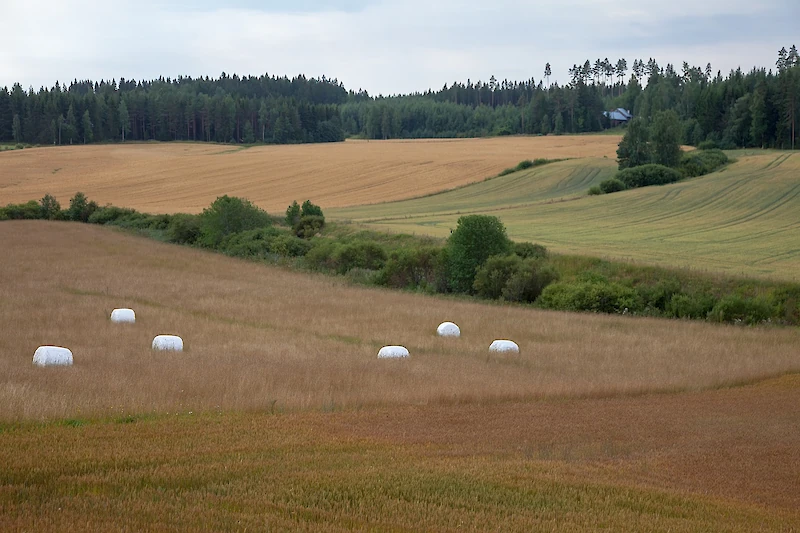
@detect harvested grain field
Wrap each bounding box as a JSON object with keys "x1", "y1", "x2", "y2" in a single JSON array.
[
  {"x1": 1, "y1": 221, "x2": 798, "y2": 420},
  {"x1": 0, "y1": 136, "x2": 620, "y2": 213},
  {"x1": 2, "y1": 221, "x2": 800, "y2": 530}
]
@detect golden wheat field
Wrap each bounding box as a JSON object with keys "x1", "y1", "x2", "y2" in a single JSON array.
[
  {"x1": 2, "y1": 221, "x2": 800, "y2": 530},
  {"x1": 0, "y1": 136, "x2": 620, "y2": 213}
]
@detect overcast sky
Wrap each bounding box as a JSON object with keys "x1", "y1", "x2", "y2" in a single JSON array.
[{"x1": 2, "y1": 0, "x2": 797, "y2": 95}]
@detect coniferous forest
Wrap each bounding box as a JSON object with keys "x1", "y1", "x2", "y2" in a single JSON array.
[{"x1": 0, "y1": 46, "x2": 797, "y2": 149}]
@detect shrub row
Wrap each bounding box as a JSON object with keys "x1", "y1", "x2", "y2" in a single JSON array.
[
  {"x1": 4, "y1": 193, "x2": 796, "y2": 327},
  {"x1": 590, "y1": 148, "x2": 729, "y2": 196}
]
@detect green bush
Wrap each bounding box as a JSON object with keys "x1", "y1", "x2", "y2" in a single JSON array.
[
  {"x1": 538, "y1": 280, "x2": 643, "y2": 314},
  {"x1": 502, "y1": 259, "x2": 560, "y2": 303},
  {"x1": 587, "y1": 185, "x2": 602, "y2": 196},
  {"x1": 300, "y1": 200, "x2": 324, "y2": 218},
  {"x1": 88, "y1": 206, "x2": 137, "y2": 225},
  {"x1": 198, "y1": 195, "x2": 271, "y2": 248},
  {"x1": 39, "y1": 194, "x2": 61, "y2": 220},
  {"x1": 294, "y1": 215, "x2": 325, "y2": 238},
  {"x1": 166, "y1": 214, "x2": 202, "y2": 244},
  {"x1": 599, "y1": 178, "x2": 627, "y2": 194},
  {"x1": 708, "y1": 295, "x2": 775, "y2": 325},
  {"x1": 303, "y1": 241, "x2": 341, "y2": 272},
  {"x1": 285, "y1": 201, "x2": 301, "y2": 226},
  {"x1": 333, "y1": 241, "x2": 388, "y2": 274},
  {"x1": 616, "y1": 164, "x2": 684, "y2": 189},
  {"x1": 114, "y1": 213, "x2": 172, "y2": 231},
  {"x1": 447, "y1": 215, "x2": 513, "y2": 293},
  {"x1": 269, "y1": 234, "x2": 313, "y2": 257},
  {"x1": 220, "y1": 227, "x2": 282, "y2": 258},
  {"x1": 514, "y1": 242, "x2": 548, "y2": 260},
  {"x1": 697, "y1": 140, "x2": 718, "y2": 150},
  {"x1": 667, "y1": 293, "x2": 717, "y2": 320},
  {"x1": 1, "y1": 200, "x2": 42, "y2": 220},
  {"x1": 377, "y1": 246, "x2": 448, "y2": 291},
  {"x1": 473, "y1": 255, "x2": 521, "y2": 299},
  {"x1": 637, "y1": 278, "x2": 682, "y2": 312},
  {"x1": 345, "y1": 267, "x2": 381, "y2": 286},
  {"x1": 66, "y1": 192, "x2": 99, "y2": 222},
  {"x1": 679, "y1": 149, "x2": 729, "y2": 178}
]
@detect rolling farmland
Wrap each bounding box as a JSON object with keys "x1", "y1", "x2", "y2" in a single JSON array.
[
  {"x1": 333, "y1": 150, "x2": 800, "y2": 280},
  {"x1": 0, "y1": 136, "x2": 620, "y2": 214},
  {"x1": 0, "y1": 221, "x2": 799, "y2": 530}
]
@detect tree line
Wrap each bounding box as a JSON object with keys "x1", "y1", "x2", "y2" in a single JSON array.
[{"x1": 0, "y1": 46, "x2": 797, "y2": 148}]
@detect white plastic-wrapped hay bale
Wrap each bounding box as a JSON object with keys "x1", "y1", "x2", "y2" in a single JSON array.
[
  {"x1": 32, "y1": 346, "x2": 73, "y2": 367},
  {"x1": 437, "y1": 321, "x2": 461, "y2": 337},
  {"x1": 152, "y1": 335, "x2": 183, "y2": 351},
  {"x1": 489, "y1": 340, "x2": 519, "y2": 353},
  {"x1": 377, "y1": 345, "x2": 409, "y2": 359},
  {"x1": 110, "y1": 308, "x2": 136, "y2": 323}
]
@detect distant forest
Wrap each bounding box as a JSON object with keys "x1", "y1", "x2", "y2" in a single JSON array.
[{"x1": 0, "y1": 45, "x2": 797, "y2": 149}]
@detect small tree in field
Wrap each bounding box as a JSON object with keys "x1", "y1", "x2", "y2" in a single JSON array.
[
  {"x1": 616, "y1": 117, "x2": 651, "y2": 169},
  {"x1": 650, "y1": 110, "x2": 682, "y2": 167},
  {"x1": 447, "y1": 215, "x2": 512, "y2": 293},
  {"x1": 198, "y1": 195, "x2": 271, "y2": 247}
]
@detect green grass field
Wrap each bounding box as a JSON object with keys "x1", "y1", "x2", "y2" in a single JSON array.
[{"x1": 331, "y1": 151, "x2": 800, "y2": 281}]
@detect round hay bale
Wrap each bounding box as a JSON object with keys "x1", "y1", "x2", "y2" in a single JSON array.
[
  {"x1": 33, "y1": 346, "x2": 73, "y2": 367},
  {"x1": 110, "y1": 308, "x2": 136, "y2": 323},
  {"x1": 152, "y1": 335, "x2": 183, "y2": 351},
  {"x1": 377, "y1": 345, "x2": 409, "y2": 359},
  {"x1": 437, "y1": 321, "x2": 461, "y2": 337},
  {"x1": 489, "y1": 340, "x2": 519, "y2": 353}
]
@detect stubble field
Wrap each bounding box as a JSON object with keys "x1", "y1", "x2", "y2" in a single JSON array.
[
  {"x1": 0, "y1": 136, "x2": 620, "y2": 213},
  {"x1": 1, "y1": 221, "x2": 799, "y2": 530}
]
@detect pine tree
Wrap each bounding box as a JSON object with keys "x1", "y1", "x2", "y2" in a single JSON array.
[
  {"x1": 82, "y1": 110, "x2": 93, "y2": 144},
  {"x1": 12, "y1": 113, "x2": 22, "y2": 143},
  {"x1": 749, "y1": 81, "x2": 768, "y2": 148},
  {"x1": 119, "y1": 99, "x2": 130, "y2": 141}
]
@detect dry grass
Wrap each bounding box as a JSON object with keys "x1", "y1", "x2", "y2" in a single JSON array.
[
  {"x1": 0, "y1": 136, "x2": 620, "y2": 213},
  {"x1": 1, "y1": 221, "x2": 797, "y2": 422},
  {"x1": 1, "y1": 377, "x2": 799, "y2": 531}
]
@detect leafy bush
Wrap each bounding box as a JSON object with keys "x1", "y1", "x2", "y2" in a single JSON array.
[
  {"x1": 697, "y1": 140, "x2": 718, "y2": 150},
  {"x1": 303, "y1": 241, "x2": 341, "y2": 271},
  {"x1": 502, "y1": 259, "x2": 560, "y2": 303},
  {"x1": 220, "y1": 227, "x2": 282, "y2": 258},
  {"x1": 514, "y1": 242, "x2": 548, "y2": 260},
  {"x1": 616, "y1": 164, "x2": 684, "y2": 189},
  {"x1": 599, "y1": 178, "x2": 627, "y2": 194},
  {"x1": 294, "y1": 215, "x2": 325, "y2": 238},
  {"x1": 538, "y1": 280, "x2": 643, "y2": 314},
  {"x1": 447, "y1": 215, "x2": 513, "y2": 293},
  {"x1": 637, "y1": 278, "x2": 682, "y2": 312},
  {"x1": 333, "y1": 241, "x2": 388, "y2": 274},
  {"x1": 1, "y1": 200, "x2": 42, "y2": 220},
  {"x1": 285, "y1": 201, "x2": 301, "y2": 226},
  {"x1": 166, "y1": 214, "x2": 202, "y2": 244},
  {"x1": 587, "y1": 185, "x2": 602, "y2": 196},
  {"x1": 708, "y1": 295, "x2": 775, "y2": 325},
  {"x1": 679, "y1": 149, "x2": 729, "y2": 178},
  {"x1": 88, "y1": 206, "x2": 137, "y2": 225},
  {"x1": 667, "y1": 293, "x2": 717, "y2": 320},
  {"x1": 345, "y1": 267, "x2": 381, "y2": 286},
  {"x1": 300, "y1": 200, "x2": 324, "y2": 218},
  {"x1": 39, "y1": 194, "x2": 61, "y2": 220},
  {"x1": 198, "y1": 195, "x2": 271, "y2": 248},
  {"x1": 113, "y1": 213, "x2": 172, "y2": 231},
  {"x1": 66, "y1": 192, "x2": 99, "y2": 222},
  {"x1": 377, "y1": 246, "x2": 448, "y2": 291},
  {"x1": 473, "y1": 255, "x2": 521, "y2": 299},
  {"x1": 269, "y1": 234, "x2": 313, "y2": 257}
]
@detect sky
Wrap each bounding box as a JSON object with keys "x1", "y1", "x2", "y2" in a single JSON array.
[{"x1": 2, "y1": 0, "x2": 798, "y2": 95}]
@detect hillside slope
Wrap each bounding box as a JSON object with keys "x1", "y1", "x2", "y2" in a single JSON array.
[{"x1": 332, "y1": 151, "x2": 800, "y2": 280}]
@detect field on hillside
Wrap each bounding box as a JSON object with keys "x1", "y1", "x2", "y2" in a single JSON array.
[
  {"x1": 1, "y1": 221, "x2": 798, "y2": 420},
  {"x1": 333, "y1": 151, "x2": 800, "y2": 281},
  {"x1": 1, "y1": 221, "x2": 799, "y2": 530},
  {"x1": 0, "y1": 136, "x2": 620, "y2": 214}
]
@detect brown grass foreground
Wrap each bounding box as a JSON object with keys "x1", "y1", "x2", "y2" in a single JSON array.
[
  {"x1": 2, "y1": 221, "x2": 800, "y2": 530},
  {"x1": 1, "y1": 378, "x2": 799, "y2": 530},
  {"x1": 0, "y1": 136, "x2": 620, "y2": 213},
  {"x1": 0, "y1": 221, "x2": 797, "y2": 421}
]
